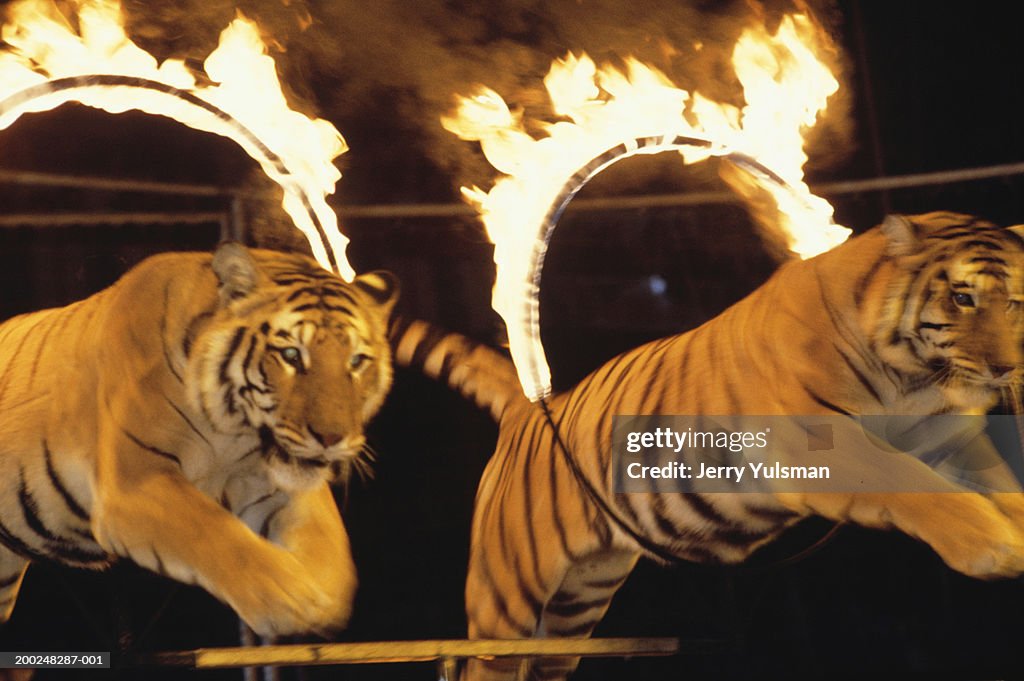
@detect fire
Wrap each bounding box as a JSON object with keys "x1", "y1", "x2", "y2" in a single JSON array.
[
  {"x1": 0, "y1": 0, "x2": 353, "y2": 279},
  {"x1": 443, "y1": 13, "x2": 849, "y2": 401}
]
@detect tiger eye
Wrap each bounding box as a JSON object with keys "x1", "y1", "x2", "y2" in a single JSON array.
[
  {"x1": 279, "y1": 347, "x2": 303, "y2": 369},
  {"x1": 951, "y1": 292, "x2": 975, "y2": 308}
]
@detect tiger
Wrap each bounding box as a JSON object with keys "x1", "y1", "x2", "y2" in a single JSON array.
[
  {"x1": 391, "y1": 211, "x2": 1024, "y2": 681},
  {"x1": 0, "y1": 242, "x2": 397, "y2": 637}
]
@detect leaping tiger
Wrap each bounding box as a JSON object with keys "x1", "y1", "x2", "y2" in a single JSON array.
[
  {"x1": 0, "y1": 243, "x2": 397, "y2": 637},
  {"x1": 392, "y1": 212, "x2": 1024, "y2": 681}
]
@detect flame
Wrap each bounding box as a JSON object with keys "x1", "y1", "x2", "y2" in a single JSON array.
[
  {"x1": 443, "y1": 13, "x2": 850, "y2": 400},
  {"x1": 0, "y1": 0, "x2": 353, "y2": 279}
]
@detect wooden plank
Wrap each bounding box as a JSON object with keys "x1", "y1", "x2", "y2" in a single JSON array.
[{"x1": 148, "y1": 637, "x2": 690, "y2": 669}]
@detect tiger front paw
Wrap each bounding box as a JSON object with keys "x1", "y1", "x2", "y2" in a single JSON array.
[
  {"x1": 224, "y1": 557, "x2": 355, "y2": 637},
  {"x1": 922, "y1": 495, "x2": 1024, "y2": 579},
  {"x1": 989, "y1": 492, "x2": 1024, "y2": 530}
]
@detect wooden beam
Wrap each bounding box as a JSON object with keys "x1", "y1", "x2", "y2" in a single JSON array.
[{"x1": 148, "y1": 637, "x2": 693, "y2": 669}]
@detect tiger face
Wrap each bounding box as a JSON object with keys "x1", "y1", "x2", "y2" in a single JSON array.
[
  {"x1": 188, "y1": 243, "x2": 398, "y2": 491},
  {"x1": 876, "y1": 213, "x2": 1024, "y2": 408}
]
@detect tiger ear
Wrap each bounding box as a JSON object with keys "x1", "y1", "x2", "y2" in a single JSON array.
[
  {"x1": 880, "y1": 214, "x2": 920, "y2": 256},
  {"x1": 212, "y1": 242, "x2": 263, "y2": 306},
  {"x1": 353, "y1": 270, "x2": 400, "y2": 315}
]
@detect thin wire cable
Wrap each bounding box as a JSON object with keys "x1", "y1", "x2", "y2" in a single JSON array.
[{"x1": 537, "y1": 399, "x2": 841, "y2": 571}]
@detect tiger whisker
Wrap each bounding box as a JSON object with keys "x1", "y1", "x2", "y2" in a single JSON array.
[
  {"x1": 351, "y1": 444, "x2": 377, "y2": 483},
  {"x1": 359, "y1": 441, "x2": 379, "y2": 464}
]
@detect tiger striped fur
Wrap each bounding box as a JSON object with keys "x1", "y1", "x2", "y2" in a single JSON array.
[
  {"x1": 392, "y1": 212, "x2": 1024, "y2": 680},
  {"x1": 0, "y1": 243, "x2": 397, "y2": 637}
]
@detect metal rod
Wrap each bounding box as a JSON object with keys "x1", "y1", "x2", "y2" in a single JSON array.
[
  {"x1": 849, "y1": 0, "x2": 891, "y2": 212},
  {"x1": 228, "y1": 195, "x2": 246, "y2": 243},
  {"x1": 813, "y1": 162, "x2": 1024, "y2": 194},
  {"x1": 0, "y1": 211, "x2": 227, "y2": 228},
  {"x1": 340, "y1": 161, "x2": 1024, "y2": 218},
  {"x1": 437, "y1": 656, "x2": 459, "y2": 681},
  {"x1": 239, "y1": 622, "x2": 259, "y2": 681},
  {"x1": 2, "y1": 161, "x2": 1022, "y2": 219},
  {"x1": 0, "y1": 168, "x2": 235, "y2": 197}
]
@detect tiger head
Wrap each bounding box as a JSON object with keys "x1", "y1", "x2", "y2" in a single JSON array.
[
  {"x1": 188, "y1": 243, "x2": 399, "y2": 491},
  {"x1": 873, "y1": 212, "x2": 1024, "y2": 410}
]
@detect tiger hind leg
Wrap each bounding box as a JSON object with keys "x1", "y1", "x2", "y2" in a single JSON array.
[
  {"x1": 528, "y1": 549, "x2": 639, "y2": 681},
  {"x1": 462, "y1": 549, "x2": 639, "y2": 681},
  {"x1": 0, "y1": 547, "x2": 29, "y2": 623}
]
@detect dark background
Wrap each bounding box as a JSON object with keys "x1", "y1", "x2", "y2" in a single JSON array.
[{"x1": 1, "y1": 1, "x2": 1024, "y2": 679}]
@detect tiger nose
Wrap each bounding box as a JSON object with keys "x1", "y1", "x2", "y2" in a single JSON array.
[{"x1": 309, "y1": 426, "x2": 345, "y2": 448}]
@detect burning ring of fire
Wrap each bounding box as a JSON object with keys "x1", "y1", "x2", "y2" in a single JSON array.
[
  {"x1": 0, "y1": 74, "x2": 344, "y2": 275},
  {"x1": 445, "y1": 15, "x2": 851, "y2": 401},
  {"x1": 1, "y1": 0, "x2": 353, "y2": 279},
  {"x1": 513, "y1": 135, "x2": 839, "y2": 402}
]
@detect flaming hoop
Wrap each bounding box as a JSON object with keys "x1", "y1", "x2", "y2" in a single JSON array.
[
  {"x1": 0, "y1": 74, "x2": 348, "y2": 276},
  {"x1": 515, "y1": 136, "x2": 840, "y2": 402},
  {"x1": 0, "y1": 0, "x2": 354, "y2": 279},
  {"x1": 445, "y1": 14, "x2": 850, "y2": 402}
]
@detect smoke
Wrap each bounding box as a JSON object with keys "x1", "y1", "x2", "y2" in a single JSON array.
[{"x1": 119, "y1": 0, "x2": 853, "y2": 201}]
